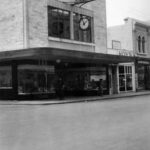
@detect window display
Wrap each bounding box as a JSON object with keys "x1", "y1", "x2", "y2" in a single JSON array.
[
  {"x1": 18, "y1": 65, "x2": 55, "y2": 94},
  {"x1": 138, "y1": 65, "x2": 145, "y2": 90},
  {"x1": 63, "y1": 67, "x2": 107, "y2": 95},
  {"x1": 0, "y1": 66, "x2": 12, "y2": 88}
]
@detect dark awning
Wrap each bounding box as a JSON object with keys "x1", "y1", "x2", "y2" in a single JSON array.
[
  {"x1": 0, "y1": 47, "x2": 135, "y2": 64},
  {"x1": 135, "y1": 56, "x2": 150, "y2": 65}
]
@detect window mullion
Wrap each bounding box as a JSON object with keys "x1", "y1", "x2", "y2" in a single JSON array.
[{"x1": 70, "y1": 11, "x2": 74, "y2": 40}]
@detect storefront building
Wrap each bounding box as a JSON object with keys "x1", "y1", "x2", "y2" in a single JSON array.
[
  {"x1": 0, "y1": 48, "x2": 134, "y2": 99},
  {"x1": 0, "y1": 0, "x2": 134, "y2": 100},
  {"x1": 107, "y1": 17, "x2": 150, "y2": 93},
  {"x1": 133, "y1": 19, "x2": 150, "y2": 91}
]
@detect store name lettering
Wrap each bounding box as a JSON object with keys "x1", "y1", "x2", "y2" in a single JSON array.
[{"x1": 119, "y1": 50, "x2": 133, "y2": 56}]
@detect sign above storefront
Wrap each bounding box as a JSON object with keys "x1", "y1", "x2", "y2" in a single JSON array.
[
  {"x1": 119, "y1": 50, "x2": 134, "y2": 57},
  {"x1": 138, "y1": 61, "x2": 150, "y2": 65}
]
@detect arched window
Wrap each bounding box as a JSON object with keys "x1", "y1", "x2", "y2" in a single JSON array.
[
  {"x1": 138, "y1": 36, "x2": 141, "y2": 53},
  {"x1": 142, "y1": 37, "x2": 145, "y2": 53}
]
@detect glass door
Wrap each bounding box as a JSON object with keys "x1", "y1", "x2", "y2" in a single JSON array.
[{"x1": 119, "y1": 65, "x2": 133, "y2": 92}]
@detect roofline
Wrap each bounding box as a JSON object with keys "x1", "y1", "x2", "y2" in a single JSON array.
[{"x1": 0, "y1": 48, "x2": 135, "y2": 64}]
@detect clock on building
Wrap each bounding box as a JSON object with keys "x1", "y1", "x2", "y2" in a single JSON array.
[{"x1": 79, "y1": 17, "x2": 90, "y2": 30}]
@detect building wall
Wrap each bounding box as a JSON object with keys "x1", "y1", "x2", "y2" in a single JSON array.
[
  {"x1": 107, "y1": 19, "x2": 133, "y2": 53},
  {"x1": 84, "y1": 0, "x2": 107, "y2": 53},
  {"x1": 134, "y1": 24, "x2": 150, "y2": 57},
  {"x1": 26, "y1": 0, "x2": 106, "y2": 53},
  {"x1": 0, "y1": 0, "x2": 24, "y2": 51}
]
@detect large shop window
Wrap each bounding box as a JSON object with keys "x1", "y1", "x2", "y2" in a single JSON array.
[
  {"x1": 138, "y1": 65, "x2": 145, "y2": 90},
  {"x1": 48, "y1": 7, "x2": 70, "y2": 39},
  {"x1": 18, "y1": 65, "x2": 55, "y2": 94},
  {"x1": 63, "y1": 67, "x2": 107, "y2": 93},
  {"x1": 0, "y1": 66, "x2": 12, "y2": 88}
]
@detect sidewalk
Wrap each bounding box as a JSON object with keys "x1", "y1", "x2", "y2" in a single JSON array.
[{"x1": 0, "y1": 91, "x2": 150, "y2": 105}]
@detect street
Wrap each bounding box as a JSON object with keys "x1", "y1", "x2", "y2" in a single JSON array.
[{"x1": 0, "y1": 95, "x2": 150, "y2": 150}]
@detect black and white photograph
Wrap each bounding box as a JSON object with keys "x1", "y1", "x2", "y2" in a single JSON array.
[{"x1": 0, "y1": 0, "x2": 150, "y2": 149}]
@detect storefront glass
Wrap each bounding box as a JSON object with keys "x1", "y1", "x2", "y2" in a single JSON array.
[
  {"x1": 63, "y1": 67, "x2": 107, "y2": 95},
  {"x1": 119, "y1": 65, "x2": 133, "y2": 92},
  {"x1": 138, "y1": 65, "x2": 145, "y2": 90},
  {"x1": 0, "y1": 66, "x2": 12, "y2": 88},
  {"x1": 18, "y1": 65, "x2": 55, "y2": 94}
]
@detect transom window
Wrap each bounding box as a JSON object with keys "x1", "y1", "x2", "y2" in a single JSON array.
[{"x1": 48, "y1": 6, "x2": 93, "y2": 43}]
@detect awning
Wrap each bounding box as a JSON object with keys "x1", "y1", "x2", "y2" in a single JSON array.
[
  {"x1": 0, "y1": 47, "x2": 135, "y2": 64},
  {"x1": 135, "y1": 56, "x2": 150, "y2": 65}
]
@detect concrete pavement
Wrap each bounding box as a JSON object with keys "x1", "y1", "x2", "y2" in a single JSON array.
[
  {"x1": 1, "y1": 94, "x2": 150, "y2": 150},
  {"x1": 0, "y1": 90, "x2": 150, "y2": 105}
]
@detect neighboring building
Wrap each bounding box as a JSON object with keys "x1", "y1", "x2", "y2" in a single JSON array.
[
  {"x1": 0, "y1": 0, "x2": 132, "y2": 100},
  {"x1": 107, "y1": 17, "x2": 150, "y2": 94}
]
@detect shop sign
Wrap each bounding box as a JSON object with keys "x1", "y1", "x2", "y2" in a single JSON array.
[
  {"x1": 138, "y1": 61, "x2": 150, "y2": 65},
  {"x1": 119, "y1": 50, "x2": 133, "y2": 57}
]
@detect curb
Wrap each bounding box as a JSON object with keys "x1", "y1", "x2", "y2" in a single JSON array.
[{"x1": 0, "y1": 91, "x2": 150, "y2": 105}]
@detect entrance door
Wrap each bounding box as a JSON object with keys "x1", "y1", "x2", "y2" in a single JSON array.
[
  {"x1": 119, "y1": 65, "x2": 133, "y2": 92},
  {"x1": 138, "y1": 65, "x2": 145, "y2": 90}
]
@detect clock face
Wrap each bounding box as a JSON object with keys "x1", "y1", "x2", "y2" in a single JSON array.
[{"x1": 79, "y1": 17, "x2": 90, "y2": 30}]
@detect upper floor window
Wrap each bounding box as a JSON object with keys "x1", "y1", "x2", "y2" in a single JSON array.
[
  {"x1": 142, "y1": 37, "x2": 145, "y2": 53},
  {"x1": 48, "y1": 6, "x2": 93, "y2": 43},
  {"x1": 138, "y1": 35, "x2": 146, "y2": 54},
  {"x1": 74, "y1": 13, "x2": 92, "y2": 43},
  {"x1": 112, "y1": 40, "x2": 121, "y2": 49},
  {"x1": 138, "y1": 36, "x2": 141, "y2": 53},
  {"x1": 48, "y1": 7, "x2": 70, "y2": 39}
]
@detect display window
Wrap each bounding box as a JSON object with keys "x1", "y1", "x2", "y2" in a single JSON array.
[
  {"x1": 0, "y1": 66, "x2": 12, "y2": 88},
  {"x1": 63, "y1": 67, "x2": 107, "y2": 93},
  {"x1": 138, "y1": 65, "x2": 145, "y2": 90},
  {"x1": 18, "y1": 65, "x2": 55, "y2": 94}
]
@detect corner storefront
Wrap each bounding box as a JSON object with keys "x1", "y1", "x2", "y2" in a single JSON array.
[{"x1": 0, "y1": 48, "x2": 134, "y2": 100}]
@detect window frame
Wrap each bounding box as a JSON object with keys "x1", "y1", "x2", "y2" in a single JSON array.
[
  {"x1": 47, "y1": 3, "x2": 94, "y2": 43},
  {"x1": 137, "y1": 35, "x2": 146, "y2": 54},
  {"x1": 48, "y1": 7, "x2": 70, "y2": 39}
]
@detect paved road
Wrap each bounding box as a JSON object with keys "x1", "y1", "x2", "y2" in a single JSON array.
[{"x1": 0, "y1": 95, "x2": 150, "y2": 150}]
